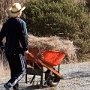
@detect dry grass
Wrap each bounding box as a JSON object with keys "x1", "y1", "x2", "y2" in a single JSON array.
[
  {"x1": 0, "y1": 60, "x2": 10, "y2": 80},
  {"x1": 28, "y1": 34, "x2": 77, "y2": 62}
]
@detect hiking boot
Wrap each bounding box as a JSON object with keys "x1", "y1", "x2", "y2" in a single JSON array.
[{"x1": 4, "y1": 82, "x2": 12, "y2": 90}]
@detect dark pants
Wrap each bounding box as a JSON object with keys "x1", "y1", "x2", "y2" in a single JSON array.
[{"x1": 5, "y1": 52, "x2": 26, "y2": 87}]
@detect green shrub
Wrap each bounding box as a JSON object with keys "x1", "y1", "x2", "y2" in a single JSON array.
[{"x1": 24, "y1": 0, "x2": 89, "y2": 35}]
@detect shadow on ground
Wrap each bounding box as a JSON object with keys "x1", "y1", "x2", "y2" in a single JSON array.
[{"x1": 22, "y1": 84, "x2": 55, "y2": 90}]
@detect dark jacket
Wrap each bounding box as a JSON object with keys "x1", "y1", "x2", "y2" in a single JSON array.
[{"x1": 0, "y1": 17, "x2": 28, "y2": 55}]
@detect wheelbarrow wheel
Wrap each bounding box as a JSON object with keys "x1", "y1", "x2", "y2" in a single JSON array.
[
  {"x1": 47, "y1": 79, "x2": 58, "y2": 87},
  {"x1": 45, "y1": 70, "x2": 60, "y2": 87},
  {"x1": 48, "y1": 74, "x2": 61, "y2": 87}
]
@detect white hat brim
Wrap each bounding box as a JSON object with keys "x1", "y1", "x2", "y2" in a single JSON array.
[
  {"x1": 21, "y1": 6, "x2": 26, "y2": 12},
  {"x1": 8, "y1": 6, "x2": 26, "y2": 17}
]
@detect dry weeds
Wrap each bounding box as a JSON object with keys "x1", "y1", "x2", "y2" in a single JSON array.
[{"x1": 28, "y1": 34, "x2": 77, "y2": 62}]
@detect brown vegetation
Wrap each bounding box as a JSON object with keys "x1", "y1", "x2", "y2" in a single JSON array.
[{"x1": 28, "y1": 35, "x2": 77, "y2": 63}]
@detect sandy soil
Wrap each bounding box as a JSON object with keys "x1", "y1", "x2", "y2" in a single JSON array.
[{"x1": 0, "y1": 61, "x2": 90, "y2": 90}]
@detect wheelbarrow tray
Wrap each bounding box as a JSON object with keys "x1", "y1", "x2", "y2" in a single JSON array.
[
  {"x1": 26, "y1": 49, "x2": 65, "y2": 66},
  {"x1": 40, "y1": 50, "x2": 65, "y2": 66}
]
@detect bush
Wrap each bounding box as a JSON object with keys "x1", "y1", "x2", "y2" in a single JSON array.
[{"x1": 24, "y1": 0, "x2": 90, "y2": 61}]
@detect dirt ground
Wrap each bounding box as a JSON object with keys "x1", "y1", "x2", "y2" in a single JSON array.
[{"x1": 0, "y1": 61, "x2": 90, "y2": 90}]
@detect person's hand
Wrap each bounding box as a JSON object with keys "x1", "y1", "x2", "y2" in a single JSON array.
[
  {"x1": 24, "y1": 50, "x2": 29, "y2": 56},
  {"x1": 24, "y1": 50, "x2": 34, "y2": 60}
]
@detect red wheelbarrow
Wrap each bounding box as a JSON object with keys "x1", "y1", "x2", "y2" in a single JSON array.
[{"x1": 25, "y1": 47, "x2": 65, "y2": 87}]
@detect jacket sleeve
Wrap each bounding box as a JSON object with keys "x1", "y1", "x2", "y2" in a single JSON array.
[
  {"x1": 0, "y1": 23, "x2": 6, "y2": 47},
  {"x1": 19, "y1": 20, "x2": 28, "y2": 51}
]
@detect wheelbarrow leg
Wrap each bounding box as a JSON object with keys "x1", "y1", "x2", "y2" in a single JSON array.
[
  {"x1": 30, "y1": 75, "x2": 35, "y2": 84},
  {"x1": 40, "y1": 66, "x2": 43, "y2": 88},
  {"x1": 25, "y1": 65, "x2": 28, "y2": 83},
  {"x1": 58, "y1": 64, "x2": 63, "y2": 79},
  {"x1": 58, "y1": 64, "x2": 60, "y2": 73},
  {"x1": 25, "y1": 73, "x2": 27, "y2": 83}
]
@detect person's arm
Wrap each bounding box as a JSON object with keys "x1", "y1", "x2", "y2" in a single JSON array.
[
  {"x1": 0, "y1": 23, "x2": 6, "y2": 47},
  {"x1": 19, "y1": 20, "x2": 28, "y2": 51}
]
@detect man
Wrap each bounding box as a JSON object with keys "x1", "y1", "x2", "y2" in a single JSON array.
[{"x1": 0, "y1": 3, "x2": 29, "y2": 90}]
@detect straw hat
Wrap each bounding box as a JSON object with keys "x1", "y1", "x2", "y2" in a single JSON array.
[{"x1": 8, "y1": 3, "x2": 25, "y2": 17}]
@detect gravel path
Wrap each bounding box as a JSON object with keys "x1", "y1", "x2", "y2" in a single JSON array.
[
  {"x1": 57, "y1": 62, "x2": 90, "y2": 90},
  {"x1": 0, "y1": 62, "x2": 90, "y2": 90}
]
